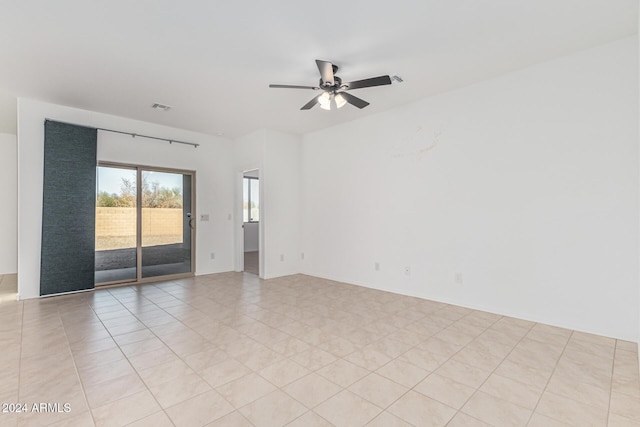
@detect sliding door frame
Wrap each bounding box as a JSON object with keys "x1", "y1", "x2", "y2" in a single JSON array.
[{"x1": 97, "y1": 161, "x2": 196, "y2": 287}]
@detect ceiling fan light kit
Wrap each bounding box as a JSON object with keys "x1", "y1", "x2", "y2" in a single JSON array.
[{"x1": 269, "y1": 59, "x2": 392, "y2": 111}]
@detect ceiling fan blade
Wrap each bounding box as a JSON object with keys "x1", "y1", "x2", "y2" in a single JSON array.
[
  {"x1": 343, "y1": 75, "x2": 392, "y2": 90},
  {"x1": 301, "y1": 94, "x2": 322, "y2": 110},
  {"x1": 339, "y1": 92, "x2": 370, "y2": 109},
  {"x1": 269, "y1": 84, "x2": 319, "y2": 90},
  {"x1": 315, "y1": 60, "x2": 335, "y2": 86}
]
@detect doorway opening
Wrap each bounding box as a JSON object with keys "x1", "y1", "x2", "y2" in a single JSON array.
[
  {"x1": 95, "y1": 163, "x2": 195, "y2": 285},
  {"x1": 243, "y1": 170, "x2": 259, "y2": 275}
]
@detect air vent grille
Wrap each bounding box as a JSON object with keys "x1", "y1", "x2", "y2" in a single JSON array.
[{"x1": 151, "y1": 103, "x2": 171, "y2": 111}]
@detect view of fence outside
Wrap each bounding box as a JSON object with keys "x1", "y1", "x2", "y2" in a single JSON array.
[{"x1": 96, "y1": 207, "x2": 183, "y2": 250}]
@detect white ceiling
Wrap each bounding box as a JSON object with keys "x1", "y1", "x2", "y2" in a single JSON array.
[{"x1": 0, "y1": 1, "x2": 637, "y2": 137}]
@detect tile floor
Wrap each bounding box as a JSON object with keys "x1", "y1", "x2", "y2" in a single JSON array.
[{"x1": 0, "y1": 272, "x2": 638, "y2": 426}]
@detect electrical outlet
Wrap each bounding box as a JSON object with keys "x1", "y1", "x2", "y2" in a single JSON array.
[
  {"x1": 404, "y1": 266, "x2": 411, "y2": 276},
  {"x1": 375, "y1": 262, "x2": 380, "y2": 271},
  {"x1": 210, "y1": 252, "x2": 215, "y2": 260},
  {"x1": 200, "y1": 214, "x2": 210, "y2": 221},
  {"x1": 280, "y1": 254, "x2": 284, "y2": 262},
  {"x1": 455, "y1": 273, "x2": 463, "y2": 284}
]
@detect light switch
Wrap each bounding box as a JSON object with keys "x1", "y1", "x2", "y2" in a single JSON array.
[{"x1": 200, "y1": 214, "x2": 210, "y2": 221}]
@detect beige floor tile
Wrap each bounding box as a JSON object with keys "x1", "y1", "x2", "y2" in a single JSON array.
[
  {"x1": 316, "y1": 359, "x2": 370, "y2": 388},
  {"x1": 183, "y1": 348, "x2": 230, "y2": 373},
  {"x1": 70, "y1": 336, "x2": 118, "y2": 356},
  {"x1": 554, "y1": 357, "x2": 612, "y2": 391},
  {"x1": 111, "y1": 329, "x2": 155, "y2": 346},
  {"x1": 258, "y1": 359, "x2": 310, "y2": 387},
  {"x1": 607, "y1": 413, "x2": 640, "y2": 427},
  {"x1": 434, "y1": 359, "x2": 491, "y2": 389},
  {"x1": 348, "y1": 373, "x2": 408, "y2": 408},
  {"x1": 414, "y1": 373, "x2": 475, "y2": 409},
  {"x1": 205, "y1": 410, "x2": 253, "y2": 426},
  {"x1": 19, "y1": 375, "x2": 87, "y2": 415},
  {"x1": 494, "y1": 359, "x2": 552, "y2": 390},
  {"x1": 73, "y1": 347, "x2": 126, "y2": 371},
  {"x1": 138, "y1": 359, "x2": 194, "y2": 388},
  {"x1": 563, "y1": 347, "x2": 614, "y2": 371},
  {"x1": 148, "y1": 371, "x2": 212, "y2": 408},
  {"x1": 290, "y1": 347, "x2": 337, "y2": 371},
  {"x1": 235, "y1": 345, "x2": 285, "y2": 371},
  {"x1": 364, "y1": 337, "x2": 412, "y2": 358},
  {"x1": 267, "y1": 336, "x2": 311, "y2": 357},
  {"x1": 126, "y1": 411, "x2": 174, "y2": 427},
  {"x1": 387, "y1": 390, "x2": 456, "y2": 426},
  {"x1": 616, "y1": 340, "x2": 639, "y2": 353},
  {"x1": 451, "y1": 347, "x2": 504, "y2": 371},
  {"x1": 612, "y1": 375, "x2": 640, "y2": 398},
  {"x1": 314, "y1": 389, "x2": 383, "y2": 427},
  {"x1": 480, "y1": 373, "x2": 544, "y2": 410},
  {"x1": 609, "y1": 391, "x2": 640, "y2": 423},
  {"x1": 546, "y1": 374, "x2": 610, "y2": 409},
  {"x1": 216, "y1": 372, "x2": 277, "y2": 408},
  {"x1": 200, "y1": 358, "x2": 252, "y2": 388},
  {"x1": 461, "y1": 391, "x2": 531, "y2": 426},
  {"x1": 446, "y1": 412, "x2": 493, "y2": 427},
  {"x1": 536, "y1": 391, "x2": 608, "y2": 426},
  {"x1": 84, "y1": 373, "x2": 146, "y2": 408},
  {"x1": 316, "y1": 336, "x2": 358, "y2": 357},
  {"x1": 285, "y1": 410, "x2": 333, "y2": 427},
  {"x1": 343, "y1": 347, "x2": 392, "y2": 371},
  {"x1": 465, "y1": 336, "x2": 514, "y2": 359},
  {"x1": 528, "y1": 413, "x2": 572, "y2": 427},
  {"x1": 566, "y1": 338, "x2": 615, "y2": 360},
  {"x1": 434, "y1": 328, "x2": 475, "y2": 347},
  {"x1": 91, "y1": 390, "x2": 161, "y2": 427},
  {"x1": 165, "y1": 390, "x2": 234, "y2": 427},
  {"x1": 397, "y1": 347, "x2": 448, "y2": 371},
  {"x1": 78, "y1": 359, "x2": 136, "y2": 387},
  {"x1": 46, "y1": 410, "x2": 95, "y2": 427},
  {"x1": 375, "y1": 359, "x2": 429, "y2": 388},
  {"x1": 239, "y1": 390, "x2": 307, "y2": 427},
  {"x1": 17, "y1": 409, "x2": 83, "y2": 427},
  {"x1": 127, "y1": 347, "x2": 180, "y2": 371},
  {"x1": 571, "y1": 331, "x2": 616, "y2": 348},
  {"x1": 527, "y1": 328, "x2": 571, "y2": 348},
  {"x1": 365, "y1": 411, "x2": 413, "y2": 427},
  {"x1": 416, "y1": 336, "x2": 463, "y2": 358},
  {"x1": 283, "y1": 373, "x2": 342, "y2": 408},
  {"x1": 507, "y1": 344, "x2": 561, "y2": 371},
  {"x1": 119, "y1": 337, "x2": 166, "y2": 358},
  {"x1": 6, "y1": 273, "x2": 638, "y2": 427}
]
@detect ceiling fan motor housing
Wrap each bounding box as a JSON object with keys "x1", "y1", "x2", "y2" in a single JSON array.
[{"x1": 320, "y1": 75, "x2": 342, "y2": 91}]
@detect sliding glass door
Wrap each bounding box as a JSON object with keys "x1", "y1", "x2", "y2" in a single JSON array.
[
  {"x1": 95, "y1": 164, "x2": 195, "y2": 285},
  {"x1": 141, "y1": 170, "x2": 192, "y2": 278},
  {"x1": 95, "y1": 166, "x2": 138, "y2": 283}
]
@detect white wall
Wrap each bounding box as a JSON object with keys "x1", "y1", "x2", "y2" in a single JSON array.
[
  {"x1": 233, "y1": 129, "x2": 301, "y2": 279},
  {"x1": 17, "y1": 99, "x2": 235, "y2": 299},
  {"x1": 262, "y1": 129, "x2": 300, "y2": 279},
  {"x1": 0, "y1": 133, "x2": 17, "y2": 274},
  {"x1": 301, "y1": 36, "x2": 639, "y2": 341}
]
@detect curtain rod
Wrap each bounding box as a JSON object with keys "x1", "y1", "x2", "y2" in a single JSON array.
[{"x1": 44, "y1": 119, "x2": 200, "y2": 148}]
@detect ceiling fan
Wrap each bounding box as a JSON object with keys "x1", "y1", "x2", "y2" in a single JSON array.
[{"x1": 269, "y1": 60, "x2": 392, "y2": 110}]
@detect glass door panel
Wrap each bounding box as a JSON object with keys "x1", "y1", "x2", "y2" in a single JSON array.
[
  {"x1": 141, "y1": 170, "x2": 193, "y2": 278},
  {"x1": 95, "y1": 166, "x2": 137, "y2": 284}
]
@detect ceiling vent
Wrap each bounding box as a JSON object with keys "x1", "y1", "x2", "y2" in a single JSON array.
[{"x1": 151, "y1": 103, "x2": 171, "y2": 111}]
